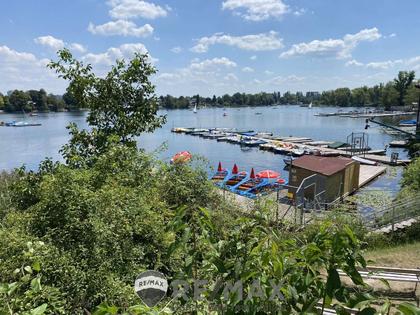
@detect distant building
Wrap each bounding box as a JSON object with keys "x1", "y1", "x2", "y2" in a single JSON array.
[{"x1": 288, "y1": 155, "x2": 360, "y2": 204}]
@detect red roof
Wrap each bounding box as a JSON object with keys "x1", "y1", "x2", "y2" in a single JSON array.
[{"x1": 292, "y1": 155, "x2": 356, "y2": 176}]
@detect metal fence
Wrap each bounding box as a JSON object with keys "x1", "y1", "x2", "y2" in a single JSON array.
[{"x1": 361, "y1": 195, "x2": 420, "y2": 231}]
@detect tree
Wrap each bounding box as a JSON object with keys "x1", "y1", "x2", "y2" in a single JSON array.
[
  {"x1": 6, "y1": 90, "x2": 31, "y2": 112},
  {"x1": 62, "y1": 90, "x2": 78, "y2": 110},
  {"x1": 334, "y1": 88, "x2": 351, "y2": 106},
  {"x1": 381, "y1": 82, "x2": 399, "y2": 110},
  {"x1": 28, "y1": 89, "x2": 48, "y2": 111},
  {"x1": 394, "y1": 71, "x2": 415, "y2": 107},
  {"x1": 0, "y1": 93, "x2": 4, "y2": 110},
  {"x1": 48, "y1": 49, "x2": 166, "y2": 166}
]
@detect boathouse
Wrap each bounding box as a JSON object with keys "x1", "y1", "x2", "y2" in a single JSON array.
[{"x1": 288, "y1": 155, "x2": 360, "y2": 204}]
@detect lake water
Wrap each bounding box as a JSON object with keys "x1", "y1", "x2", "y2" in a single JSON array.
[{"x1": 0, "y1": 106, "x2": 414, "y2": 194}]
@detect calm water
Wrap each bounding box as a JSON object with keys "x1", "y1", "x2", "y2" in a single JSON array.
[{"x1": 0, "y1": 106, "x2": 414, "y2": 193}]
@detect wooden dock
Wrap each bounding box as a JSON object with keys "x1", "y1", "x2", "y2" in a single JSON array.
[
  {"x1": 358, "y1": 165, "x2": 387, "y2": 188},
  {"x1": 361, "y1": 154, "x2": 411, "y2": 166},
  {"x1": 389, "y1": 140, "x2": 410, "y2": 148}
]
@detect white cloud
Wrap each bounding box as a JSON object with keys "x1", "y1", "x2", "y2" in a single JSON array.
[
  {"x1": 268, "y1": 75, "x2": 305, "y2": 85},
  {"x1": 34, "y1": 35, "x2": 87, "y2": 54},
  {"x1": 191, "y1": 31, "x2": 283, "y2": 53},
  {"x1": 108, "y1": 0, "x2": 168, "y2": 19},
  {"x1": 250, "y1": 55, "x2": 257, "y2": 60},
  {"x1": 155, "y1": 57, "x2": 238, "y2": 93},
  {"x1": 345, "y1": 58, "x2": 406, "y2": 70},
  {"x1": 171, "y1": 46, "x2": 182, "y2": 53},
  {"x1": 82, "y1": 43, "x2": 155, "y2": 71},
  {"x1": 189, "y1": 57, "x2": 237, "y2": 71},
  {"x1": 34, "y1": 35, "x2": 65, "y2": 50},
  {"x1": 222, "y1": 0, "x2": 289, "y2": 21},
  {"x1": 280, "y1": 27, "x2": 382, "y2": 59},
  {"x1": 366, "y1": 60, "x2": 403, "y2": 70},
  {"x1": 345, "y1": 59, "x2": 363, "y2": 67},
  {"x1": 88, "y1": 20, "x2": 153, "y2": 37},
  {"x1": 224, "y1": 73, "x2": 239, "y2": 81},
  {"x1": 242, "y1": 66, "x2": 254, "y2": 72},
  {"x1": 264, "y1": 70, "x2": 274, "y2": 75},
  {"x1": 0, "y1": 45, "x2": 64, "y2": 93},
  {"x1": 388, "y1": 33, "x2": 396, "y2": 38},
  {"x1": 293, "y1": 8, "x2": 306, "y2": 16},
  {"x1": 69, "y1": 43, "x2": 87, "y2": 53}
]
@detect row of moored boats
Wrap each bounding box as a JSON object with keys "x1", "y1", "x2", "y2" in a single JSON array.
[{"x1": 211, "y1": 162, "x2": 287, "y2": 199}]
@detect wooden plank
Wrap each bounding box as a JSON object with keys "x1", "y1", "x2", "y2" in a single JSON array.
[{"x1": 358, "y1": 165, "x2": 387, "y2": 188}]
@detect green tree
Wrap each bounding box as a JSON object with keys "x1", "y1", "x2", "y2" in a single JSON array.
[
  {"x1": 48, "y1": 49, "x2": 166, "y2": 166},
  {"x1": 394, "y1": 71, "x2": 416, "y2": 107},
  {"x1": 381, "y1": 82, "x2": 399, "y2": 110},
  {"x1": 0, "y1": 93, "x2": 4, "y2": 110},
  {"x1": 6, "y1": 90, "x2": 31, "y2": 112},
  {"x1": 334, "y1": 88, "x2": 351, "y2": 106}
]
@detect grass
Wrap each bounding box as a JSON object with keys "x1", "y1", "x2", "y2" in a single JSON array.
[{"x1": 365, "y1": 241, "x2": 420, "y2": 268}]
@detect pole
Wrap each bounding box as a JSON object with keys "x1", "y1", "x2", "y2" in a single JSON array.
[
  {"x1": 416, "y1": 90, "x2": 420, "y2": 140},
  {"x1": 415, "y1": 83, "x2": 420, "y2": 140}
]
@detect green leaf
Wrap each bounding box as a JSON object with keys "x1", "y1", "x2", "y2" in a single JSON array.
[
  {"x1": 32, "y1": 261, "x2": 41, "y2": 272},
  {"x1": 326, "y1": 268, "x2": 341, "y2": 302},
  {"x1": 358, "y1": 307, "x2": 376, "y2": 315},
  {"x1": 397, "y1": 302, "x2": 420, "y2": 315},
  {"x1": 24, "y1": 265, "x2": 33, "y2": 274},
  {"x1": 30, "y1": 304, "x2": 48, "y2": 315},
  {"x1": 31, "y1": 277, "x2": 42, "y2": 293}
]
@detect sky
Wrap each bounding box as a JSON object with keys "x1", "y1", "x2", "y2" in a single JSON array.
[{"x1": 1, "y1": 0, "x2": 420, "y2": 97}]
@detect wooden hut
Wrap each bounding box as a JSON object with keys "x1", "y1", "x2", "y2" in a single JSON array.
[{"x1": 288, "y1": 155, "x2": 360, "y2": 203}]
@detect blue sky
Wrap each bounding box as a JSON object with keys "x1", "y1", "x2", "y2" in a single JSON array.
[{"x1": 1, "y1": 0, "x2": 420, "y2": 96}]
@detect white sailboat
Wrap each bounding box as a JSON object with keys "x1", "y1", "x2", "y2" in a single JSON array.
[
  {"x1": 308, "y1": 102, "x2": 313, "y2": 109},
  {"x1": 193, "y1": 104, "x2": 197, "y2": 113}
]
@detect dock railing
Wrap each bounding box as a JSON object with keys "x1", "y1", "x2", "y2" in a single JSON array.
[{"x1": 362, "y1": 195, "x2": 420, "y2": 232}]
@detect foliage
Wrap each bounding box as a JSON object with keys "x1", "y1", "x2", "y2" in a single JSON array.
[
  {"x1": 159, "y1": 71, "x2": 417, "y2": 109},
  {"x1": 393, "y1": 71, "x2": 416, "y2": 107},
  {"x1": 48, "y1": 49, "x2": 166, "y2": 166},
  {"x1": 0, "y1": 241, "x2": 67, "y2": 314},
  {"x1": 0, "y1": 92, "x2": 4, "y2": 110},
  {"x1": 2, "y1": 89, "x2": 66, "y2": 112},
  {"x1": 400, "y1": 157, "x2": 420, "y2": 193}
]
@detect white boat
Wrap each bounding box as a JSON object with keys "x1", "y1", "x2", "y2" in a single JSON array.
[
  {"x1": 308, "y1": 102, "x2": 313, "y2": 109},
  {"x1": 193, "y1": 104, "x2": 197, "y2": 113},
  {"x1": 352, "y1": 156, "x2": 377, "y2": 166}
]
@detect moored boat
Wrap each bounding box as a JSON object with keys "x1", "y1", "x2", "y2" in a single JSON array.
[
  {"x1": 220, "y1": 164, "x2": 248, "y2": 188},
  {"x1": 211, "y1": 162, "x2": 230, "y2": 184},
  {"x1": 399, "y1": 119, "x2": 416, "y2": 127}
]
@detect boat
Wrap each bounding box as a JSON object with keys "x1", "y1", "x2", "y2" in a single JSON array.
[
  {"x1": 219, "y1": 164, "x2": 248, "y2": 188},
  {"x1": 240, "y1": 138, "x2": 267, "y2": 147},
  {"x1": 211, "y1": 162, "x2": 230, "y2": 184},
  {"x1": 351, "y1": 156, "x2": 378, "y2": 166},
  {"x1": 29, "y1": 113, "x2": 38, "y2": 116},
  {"x1": 193, "y1": 104, "x2": 197, "y2": 113},
  {"x1": 223, "y1": 112, "x2": 227, "y2": 117},
  {"x1": 231, "y1": 168, "x2": 266, "y2": 193},
  {"x1": 5, "y1": 121, "x2": 42, "y2": 127},
  {"x1": 255, "y1": 112, "x2": 262, "y2": 115},
  {"x1": 291, "y1": 149, "x2": 305, "y2": 156},
  {"x1": 283, "y1": 156, "x2": 297, "y2": 165},
  {"x1": 399, "y1": 119, "x2": 416, "y2": 127},
  {"x1": 243, "y1": 179, "x2": 287, "y2": 199}
]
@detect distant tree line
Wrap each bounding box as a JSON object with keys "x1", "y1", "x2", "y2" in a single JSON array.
[
  {"x1": 1, "y1": 71, "x2": 418, "y2": 112},
  {"x1": 0, "y1": 89, "x2": 78, "y2": 113},
  {"x1": 159, "y1": 71, "x2": 419, "y2": 110}
]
